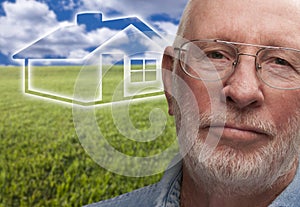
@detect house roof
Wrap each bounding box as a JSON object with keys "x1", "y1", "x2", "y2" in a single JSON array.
[{"x1": 13, "y1": 12, "x2": 163, "y2": 60}]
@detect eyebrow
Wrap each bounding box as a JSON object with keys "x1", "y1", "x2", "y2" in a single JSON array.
[
  {"x1": 263, "y1": 40, "x2": 285, "y2": 47},
  {"x1": 211, "y1": 35, "x2": 298, "y2": 50}
]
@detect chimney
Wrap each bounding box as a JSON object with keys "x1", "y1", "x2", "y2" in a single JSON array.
[{"x1": 76, "y1": 13, "x2": 103, "y2": 31}]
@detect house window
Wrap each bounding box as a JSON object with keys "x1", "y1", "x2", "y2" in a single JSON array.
[{"x1": 130, "y1": 59, "x2": 157, "y2": 83}]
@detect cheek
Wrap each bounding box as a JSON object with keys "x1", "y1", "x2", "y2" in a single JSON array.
[
  {"x1": 187, "y1": 80, "x2": 224, "y2": 115},
  {"x1": 175, "y1": 69, "x2": 213, "y2": 111},
  {"x1": 266, "y1": 91, "x2": 300, "y2": 130},
  {"x1": 175, "y1": 69, "x2": 226, "y2": 117}
]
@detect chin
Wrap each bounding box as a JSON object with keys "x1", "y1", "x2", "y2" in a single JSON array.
[{"x1": 183, "y1": 134, "x2": 298, "y2": 196}]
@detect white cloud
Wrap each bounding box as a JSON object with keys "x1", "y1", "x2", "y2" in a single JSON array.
[
  {"x1": 68, "y1": 49, "x2": 89, "y2": 58},
  {"x1": 154, "y1": 21, "x2": 179, "y2": 36},
  {"x1": 66, "y1": 27, "x2": 121, "y2": 58},
  {"x1": 78, "y1": 0, "x2": 187, "y2": 21},
  {"x1": 0, "y1": 0, "x2": 68, "y2": 57},
  {"x1": 61, "y1": 0, "x2": 78, "y2": 10},
  {"x1": 71, "y1": 25, "x2": 168, "y2": 65},
  {"x1": 86, "y1": 27, "x2": 121, "y2": 46},
  {"x1": 76, "y1": 0, "x2": 183, "y2": 45},
  {"x1": 14, "y1": 24, "x2": 126, "y2": 59},
  {"x1": 6, "y1": 0, "x2": 185, "y2": 64},
  {"x1": 16, "y1": 22, "x2": 170, "y2": 61},
  {"x1": 4, "y1": 0, "x2": 55, "y2": 21},
  {"x1": 100, "y1": 52, "x2": 124, "y2": 65}
]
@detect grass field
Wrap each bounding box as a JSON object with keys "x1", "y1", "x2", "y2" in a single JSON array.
[{"x1": 0, "y1": 66, "x2": 177, "y2": 207}]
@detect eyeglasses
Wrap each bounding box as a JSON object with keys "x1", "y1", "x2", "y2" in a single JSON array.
[{"x1": 174, "y1": 39, "x2": 300, "y2": 90}]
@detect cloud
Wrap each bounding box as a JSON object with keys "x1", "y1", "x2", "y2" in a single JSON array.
[
  {"x1": 0, "y1": 0, "x2": 68, "y2": 58},
  {"x1": 86, "y1": 27, "x2": 122, "y2": 46},
  {"x1": 8, "y1": 0, "x2": 184, "y2": 65},
  {"x1": 1, "y1": 0, "x2": 185, "y2": 65},
  {"x1": 13, "y1": 23, "x2": 130, "y2": 60},
  {"x1": 68, "y1": 49, "x2": 89, "y2": 59},
  {"x1": 24, "y1": 23, "x2": 168, "y2": 67},
  {"x1": 60, "y1": 0, "x2": 78, "y2": 10},
  {"x1": 153, "y1": 21, "x2": 179, "y2": 36},
  {"x1": 66, "y1": 27, "x2": 123, "y2": 58},
  {"x1": 75, "y1": 0, "x2": 184, "y2": 45},
  {"x1": 78, "y1": 0, "x2": 187, "y2": 22},
  {"x1": 98, "y1": 25, "x2": 166, "y2": 58}
]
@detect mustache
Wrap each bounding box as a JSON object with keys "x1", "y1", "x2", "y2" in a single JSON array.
[{"x1": 197, "y1": 107, "x2": 277, "y2": 137}]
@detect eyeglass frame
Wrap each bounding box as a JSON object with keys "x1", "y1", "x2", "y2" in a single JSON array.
[{"x1": 174, "y1": 39, "x2": 300, "y2": 90}]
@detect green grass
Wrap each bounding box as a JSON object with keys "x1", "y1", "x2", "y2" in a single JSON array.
[
  {"x1": 0, "y1": 66, "x2": 177, "y2": 207},
  {"x1": 30, "y1": 65, "x2": 161, "y2": 104},
  {"x1": 30, "y1": 65, "x2": 82, "y2": 97}
]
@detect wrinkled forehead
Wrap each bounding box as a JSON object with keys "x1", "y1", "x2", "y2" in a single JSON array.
[{"x1": 182, "y1": 0, "x2": 300, "y2": 48}]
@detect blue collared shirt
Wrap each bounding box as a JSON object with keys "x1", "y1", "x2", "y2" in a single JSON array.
[{"x1": 84, "y1": 158, "x2": 300, "y2": 207}]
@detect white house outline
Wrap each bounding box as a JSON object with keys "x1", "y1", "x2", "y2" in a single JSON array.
[{"x1": 12, "y1": 12, "x2": 168, "y2": 106}]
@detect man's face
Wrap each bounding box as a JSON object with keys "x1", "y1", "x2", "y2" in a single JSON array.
[{"x1": 170, "y1": 0, "x2": 300, "y2": 195}]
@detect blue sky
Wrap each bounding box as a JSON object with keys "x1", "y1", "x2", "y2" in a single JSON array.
[{"x1": 0, "y1": 0, "x2": 187, "y2": 65}]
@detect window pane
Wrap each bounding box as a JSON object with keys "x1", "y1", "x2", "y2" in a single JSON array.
[
  {"x1": 145, "y1": 71, "x2": 156, "y2": 81},
  {"x1": 131, "y1": 71, "x2": 143, "y2": 82},
  {"x1": 131, "y1": 59, "x2": 143, "y2": 70},
  {"x1": 145, "y1": 59, "x2": 156, "y2": 70}
]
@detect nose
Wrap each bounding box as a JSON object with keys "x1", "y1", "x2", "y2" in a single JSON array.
[{"x1": 222, "y1": 55, "x2": 264, "y2": 109}]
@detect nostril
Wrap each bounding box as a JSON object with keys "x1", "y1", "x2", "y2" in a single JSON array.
[
  {"x1": 224, "y1": 88, "x2": 262, "y2": 109},
  {"x1": 226, "y1": 96, "x2": 234, "y2": 103}
]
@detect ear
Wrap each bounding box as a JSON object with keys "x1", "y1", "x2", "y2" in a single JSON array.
[{"x1": 162, "y1": 46, "x2": 175, "y2": 116}]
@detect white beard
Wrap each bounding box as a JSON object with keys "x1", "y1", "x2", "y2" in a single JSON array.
[{"x1": 177, "y1": 105, "x2": 300, "y2": 196}]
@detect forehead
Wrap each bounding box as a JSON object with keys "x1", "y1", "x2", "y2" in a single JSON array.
[{"x1": 185, "y1": 0, "x2": 300, "y2": 48}]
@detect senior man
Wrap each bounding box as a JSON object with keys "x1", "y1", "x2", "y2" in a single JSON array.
[{"x1": 86, "y1": 0, "x2": 300, "y2": 206}]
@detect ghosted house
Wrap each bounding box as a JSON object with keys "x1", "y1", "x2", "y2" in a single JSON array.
[{"x1": 13, "y1": 12, "x2": 167, "y2": 105}]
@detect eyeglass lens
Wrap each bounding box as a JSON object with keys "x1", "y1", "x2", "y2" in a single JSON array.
[{"x1": 179, "y1": 40, "x2": 300, "y2": 89}]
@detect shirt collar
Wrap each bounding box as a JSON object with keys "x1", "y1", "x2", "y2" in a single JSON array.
[
  {"x1": 269, "y1": 159, "x2": 300, "y2": 207},
  {"x1": 164, "y1": 167, "x2": 182, "y2": 207},
  {"x1": 158, "y1": 156, "x2": 300, "y2": 207},
  {"x1": 154, "y1": 154, "x2": 182, "y2": 207}
]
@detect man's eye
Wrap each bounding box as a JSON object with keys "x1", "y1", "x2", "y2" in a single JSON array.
[
  {"x1": 275, "y1": 58, "x2": 291, "y2": 66},
  {"x1": 206, "y1": 51, "x2": 224, "y2": 59}
]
